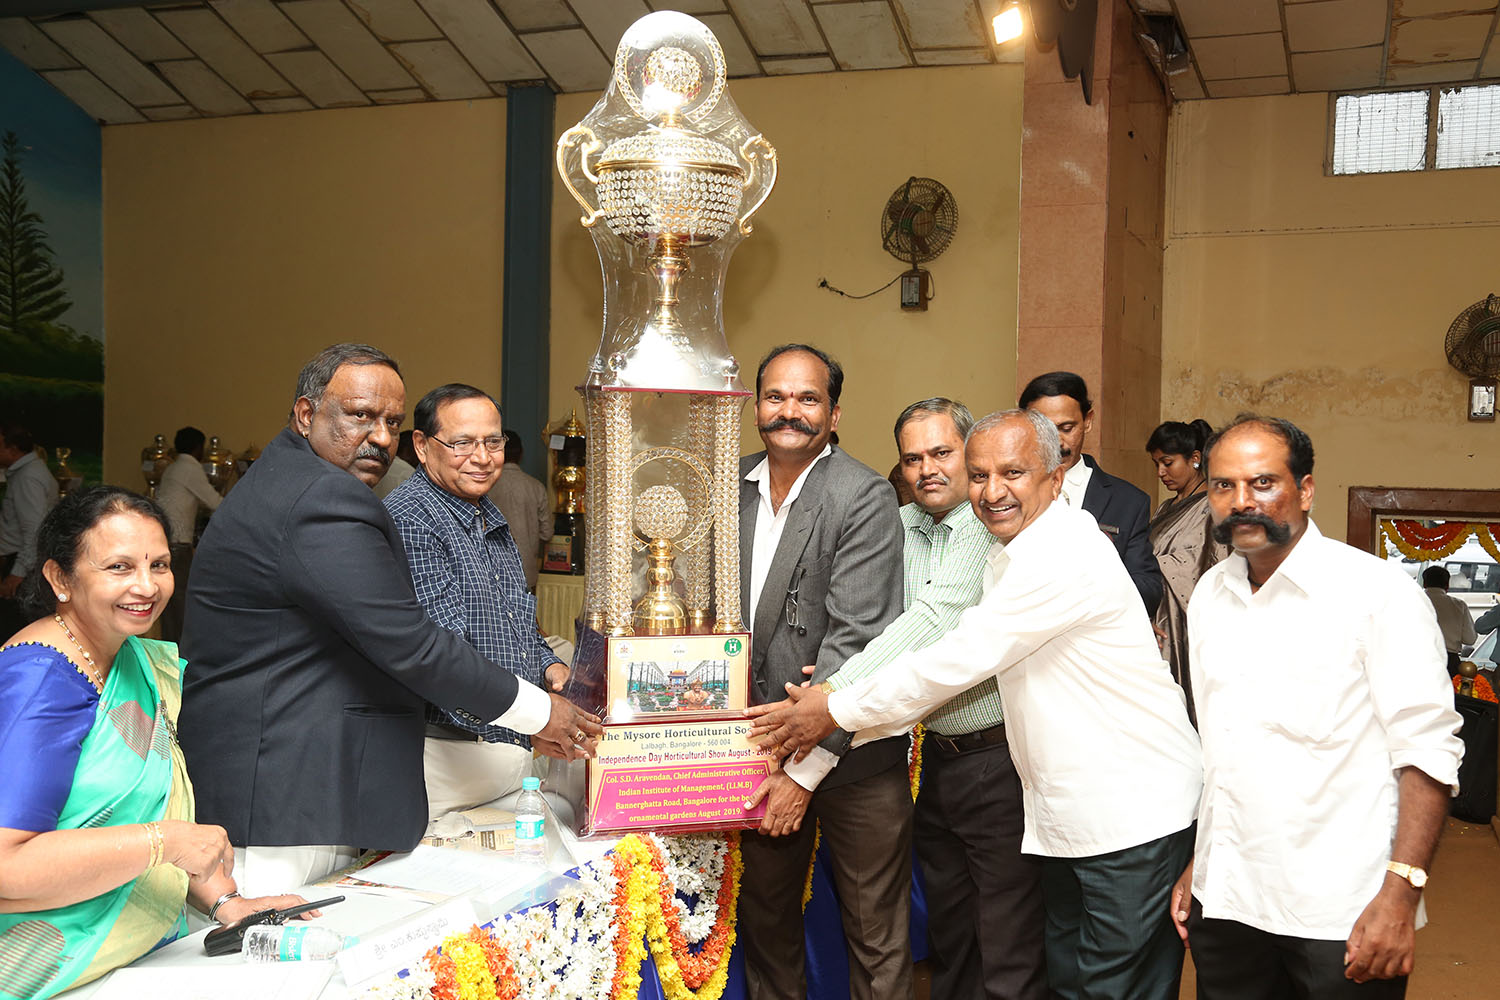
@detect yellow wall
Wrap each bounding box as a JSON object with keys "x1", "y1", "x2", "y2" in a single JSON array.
[
  {"x1": 101, "y1": 65, "x2": 1022, "y2": 487},
  {"x1": 549, "y1": 64, "x2": 1024, "y2": 474},
  {"x1": 102, "y1": 99, "x2": 508, "y2": 484},
  {"x1": 1163, "y1": 93, "x2": 1499, "y2": 541}
]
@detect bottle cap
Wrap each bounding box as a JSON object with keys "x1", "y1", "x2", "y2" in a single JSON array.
[{"x1": 522, "y1": 776, "x2": 541, "y2": 790}]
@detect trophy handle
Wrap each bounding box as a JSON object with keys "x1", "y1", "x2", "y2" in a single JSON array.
[
  {"x1": 737, "y1": 135, "x2": 777, "y2": 235},
  {"x1": 557, "y1": 125, "x2": 604, "y2": 228}
]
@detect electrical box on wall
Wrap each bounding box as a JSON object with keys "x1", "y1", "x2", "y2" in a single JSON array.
[{"x1": 900, "y1": 269, "x2": 931, "y2": 311}]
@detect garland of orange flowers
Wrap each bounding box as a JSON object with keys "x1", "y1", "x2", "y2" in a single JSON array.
[
  {"x1": 799, "y1": 821, "x2": 821, "y2": 912},
  {"x1": 1383, "y1": 520, "x2": 1479, "y2": 562},
  {"x1": 1478, "y1": 525, "x2": 1500, "y2": 564},
  {"x1": 614, "y1": 834, "x2": 739, "y2": 1000},
  {"x1": 1455, "y1": 673, "x2": 1498, "y2": 703},
  {"x1": 425, "y1": 926, "x2": 520, "y2": 1000},
  {"x1": 908, "y1": 723, "x2": 924, "y2": 801},
  {"x1": 610, "y1": 847, "x2": 648, "y2": 1000}
]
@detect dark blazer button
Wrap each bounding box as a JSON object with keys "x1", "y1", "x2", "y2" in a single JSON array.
[{"x1": 797, "y1": 626, "x2": 807, "y2": 636}]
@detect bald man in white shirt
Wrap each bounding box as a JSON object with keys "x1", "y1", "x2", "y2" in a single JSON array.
[
  {"x1": 749, "y1": 408, "x2": 1202, "y2": 1000},
  {"x1": 1174, "y1": 415, "x2": 1463, "y2": 1000}
]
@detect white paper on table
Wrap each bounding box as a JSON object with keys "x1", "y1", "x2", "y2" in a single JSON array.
[
  {"x1": 90, "y1": 963, "x2": 333, "y2": 1000},
  {"x1": 348, "y1": 845, "x2": 529, "y2": 897}
]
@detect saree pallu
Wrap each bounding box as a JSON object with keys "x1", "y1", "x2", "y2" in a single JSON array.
[
  {"x1": 0, "y1": 638, "x2": 192, "y2": 999},
  {"x1": 1148, "y1": 491, "x2": 1227, "y2": 727}
]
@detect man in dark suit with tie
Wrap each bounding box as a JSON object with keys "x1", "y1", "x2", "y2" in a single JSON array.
[
  {"x1": 736, "y1": 344, "x2": 910, "y2": 1000},
  {"x1": 179, "y1": 344, "x2": 600, "y2": 895},
  {"x1": 1021, "y1": 372, "x2": 1162, "y2": 615}
]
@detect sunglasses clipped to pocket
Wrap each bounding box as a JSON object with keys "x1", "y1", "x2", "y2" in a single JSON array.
[{"x1": 203, "y1": 895, "x2": 345, "y2": 957}]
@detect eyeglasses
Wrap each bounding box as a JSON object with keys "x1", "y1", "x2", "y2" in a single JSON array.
[{"x1": 428, "y1": 435, "x2": 506, "y2": 459}]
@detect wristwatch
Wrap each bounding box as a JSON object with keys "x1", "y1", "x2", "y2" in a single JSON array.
[{"x1": 1385, "y1": 861, "x2": 1428, "y2": 889}]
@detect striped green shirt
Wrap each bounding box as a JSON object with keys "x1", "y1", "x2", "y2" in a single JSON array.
[{"x1": 826, "y1": 500, "x2": 1004, "y2": 735}]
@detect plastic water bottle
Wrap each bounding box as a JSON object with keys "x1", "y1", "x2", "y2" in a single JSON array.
[
  {"x1": 514, "y1": 775, "x2": 547, "y2": 864},
  {"x1": 243, "y1": 924, "x2": 349, "y2": 962}
]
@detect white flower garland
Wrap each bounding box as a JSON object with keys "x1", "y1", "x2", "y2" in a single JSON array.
[
  {"x1": 650, "y1": 834, "x2": 729, "y2": 945},
  {"x1": 494, "y1": 859, "x2": 622, "y2": 1000},
  {"x1": 362, "y1": 835, "x2": 737, "y2": 1000}
]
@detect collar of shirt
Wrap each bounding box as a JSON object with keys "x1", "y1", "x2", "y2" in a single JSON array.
[
  {"x1": 744, "y1": 443, "x2": 832, "y2": 513},
  {"x1": 1059, "y1": 456, "x2": 1093, "y2": 507},
  {"x1": 1212, "y1": 519, "x2": 1326, "y2": 603},
  {"x1": 410, "y1": 466, "x2": 511, "y2": 537},
  {"x1": 5, "y1": 452, "x2": 39, "y2": 476},
  {"x1": 745, "y1": 444, "x2": 831, "y2": 630}
]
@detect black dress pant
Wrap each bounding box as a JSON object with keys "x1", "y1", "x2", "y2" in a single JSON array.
[
  {"x1": 1040, "y1": 824, "x2": 1194, "y2": 1000},
  {"x1": 158, "y1": 543, "x2": 194, "y2": 643},
  {"x1": 915, "y1": 737, "x2": 1047, "y2": 1000},
  {"x1": 739, "y1": 761, "x2": 914, "y2": 1000},
  {"x1": 1188, "y1": 899, "x2": 1407, "y2": 999}
]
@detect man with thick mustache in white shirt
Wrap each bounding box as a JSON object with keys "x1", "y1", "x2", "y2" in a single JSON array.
[
  {"x1": 1172, "y1": 415, "x2": 1463, "y2": 1000},
  {"x1": 749, "y1": 408, "x2": 1202, "y2": 1000}
]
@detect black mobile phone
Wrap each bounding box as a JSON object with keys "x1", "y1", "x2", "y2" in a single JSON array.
[{"x1": 202, "y1": 895, "x2": 345, "y2": 957}]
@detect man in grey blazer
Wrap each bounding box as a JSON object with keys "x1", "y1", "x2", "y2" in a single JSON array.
[{"x1": 738, "y1": 344, "x2": 910, "y2": 1000}]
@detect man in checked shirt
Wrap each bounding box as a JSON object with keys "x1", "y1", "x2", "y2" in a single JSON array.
[
  {"x1": 385, "y1": 384, "x2": 570, "y2": 820},
  {"x1": 792, "y1": 397, "x2": 1047, "y2": 1000}
]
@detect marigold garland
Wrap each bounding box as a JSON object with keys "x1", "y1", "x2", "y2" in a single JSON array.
[
  {"x1": 1381, "y1": 520, "x2": 1499, "y2": 563},
  {"x1": 615, "y1": 834, "x2": 739, "y2": 1000},
  {"x1": 1455, "y1": 673, "x2": 1498, "y2": 704},
  {"x1": 400, "y1": 834, "x2": 740, "y2": 1000},
  {"x1": 908, "y1": 723, "x2": 924, "y2": 801},
  {"x1": 1478, "y1": 525, "x2": 1500, "y2": 565},
  {"x1": 799, "y1": 821, "x2": 821, "y2": 912}
]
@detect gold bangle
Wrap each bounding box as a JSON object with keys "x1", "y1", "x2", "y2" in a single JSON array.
[{"x1": 145, "y1": 822, "x2": 163, "y2": 869}]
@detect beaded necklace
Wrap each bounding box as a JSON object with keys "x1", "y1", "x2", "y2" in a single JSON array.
[{"x1": 54, "y1": 614, "x2": 105, "y2": 693}]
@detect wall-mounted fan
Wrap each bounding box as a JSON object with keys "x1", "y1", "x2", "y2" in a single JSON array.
[
  {"x1": 1445, "y1": 294, "x2": 1500, "y2": 421},
  {"x1": 881, "y1": 177, "x2": 959, "y2": 311}
]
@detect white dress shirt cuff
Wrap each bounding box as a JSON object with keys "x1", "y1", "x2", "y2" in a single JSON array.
[
  {"x1": 1392, "y1": 749, "x2": 1464, "y2": 796},
  {"x1": 783, "y1": 747, "x2": 839, "y2": 791},
  {"x1": 489, "y1": 681, "x2": 552, "y2": 735}
]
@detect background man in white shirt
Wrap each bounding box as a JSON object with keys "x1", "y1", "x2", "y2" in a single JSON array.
[
  {"x1": 750, "y1": 409, "x2": 1202, "y2": 1000},
  {"x1": 1421, "y1": 566, "x2": 1477, "y2": 675},
  {"x1": 155, "y1": 426, "x2": 222, "y2": 642},
  {"x1": 735, "y1": 343, "x2": 910, "y2": 1000},
  {"x1": 487, "y1": 430, "x2": 553, "y2": 591},
  {"x1": 0, "y1": 421, "x2": 60, "y2": 636},
  {"x1": 1174, "y1": 415, "x2": 1464, "y2": 999}
]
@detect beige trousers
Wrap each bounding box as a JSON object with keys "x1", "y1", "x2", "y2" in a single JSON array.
[{"x1": 423, "y1": 737, "x2": 534, "y2": 820}]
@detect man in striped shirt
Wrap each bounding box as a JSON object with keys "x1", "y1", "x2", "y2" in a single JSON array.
[{"x1": 816, "y1": 398, "x2": 1046, "y2": 1000}]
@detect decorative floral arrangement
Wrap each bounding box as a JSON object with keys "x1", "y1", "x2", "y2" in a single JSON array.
[
  {"x1": 1379, "y1": 520, "x2": 1500, "y2": 563},
  {"x1": 1455, "y1": 672, "x2": 1498, "y2": 704},
  {"x1": 368, "y1": 833, "x2": 741, "y2": 1000}
]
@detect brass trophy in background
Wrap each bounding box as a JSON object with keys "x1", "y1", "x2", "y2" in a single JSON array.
[
  {"x1": 556, "y1": 11, "x2": 778, "y2": 836},
  {"x1": 51, "y1": 447, "x2": 81, "y2": 497},
  {"x1": 140, "y1": 434, "x2": 170, "y2": 498},
  {"x1": 202, "y1": 436, "x2": 236, "y2": 494},
  {"x1": 543, "y1": 411, "x2": 586, "y2": 575}
]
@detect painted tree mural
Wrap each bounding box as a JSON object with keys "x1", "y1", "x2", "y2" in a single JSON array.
[{"x1": 0, "y1": 130, "x2": 72, "y2": 337}]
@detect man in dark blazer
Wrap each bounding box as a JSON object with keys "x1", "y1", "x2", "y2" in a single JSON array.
[
  {"x1": 737, "y1": 344, "x2": 910, "y2": 1000},
  {"x1": 1021, "y1": 372, "x2": 1162, "y2": 615},
  {"x1": 179, "y1": 344, "x2": 599, "y2": 894}
]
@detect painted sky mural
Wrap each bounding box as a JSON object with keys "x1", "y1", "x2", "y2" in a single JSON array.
[{"x1": 1, "y1": 46, "x2": 103, "y2": 482}]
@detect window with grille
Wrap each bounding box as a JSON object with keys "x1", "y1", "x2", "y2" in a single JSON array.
[{"x1": 1330, "y1": 83, "x2": 1500, "y2": 175}]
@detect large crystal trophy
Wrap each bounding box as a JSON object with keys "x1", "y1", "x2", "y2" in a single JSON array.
[{"x1": 555, "y1": 11, "x2": 776, "y2": 836}]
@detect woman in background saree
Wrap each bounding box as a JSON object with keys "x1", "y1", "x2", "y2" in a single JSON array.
[
  {"x1": 0, "y1": 488, "x2": 308, "y2": 999},
  {"x1": 1146, "y1": 420, "x2": 1228, "y2": 727}
]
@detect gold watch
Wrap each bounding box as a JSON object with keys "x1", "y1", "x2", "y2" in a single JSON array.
[{"x1": 1385, "y1": 861, "x2": 1428, "y2": 889}]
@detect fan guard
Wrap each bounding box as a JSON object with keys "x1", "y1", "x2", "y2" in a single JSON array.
[
  {"x1": 1445, "y1": 294, "x2": 1500, "y2": 378},
  {"x1": 881, "y1": 177, "x2": 958, "y2": 267}
]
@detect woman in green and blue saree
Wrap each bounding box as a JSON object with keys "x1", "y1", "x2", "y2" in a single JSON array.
[{"x1": 0, "y1": 487, "x2": 312, "y2": 998}]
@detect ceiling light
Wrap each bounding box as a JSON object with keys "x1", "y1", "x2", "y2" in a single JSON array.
[{"x1": 993, "y1": 2, "x2": 1024, "y2": 45}]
